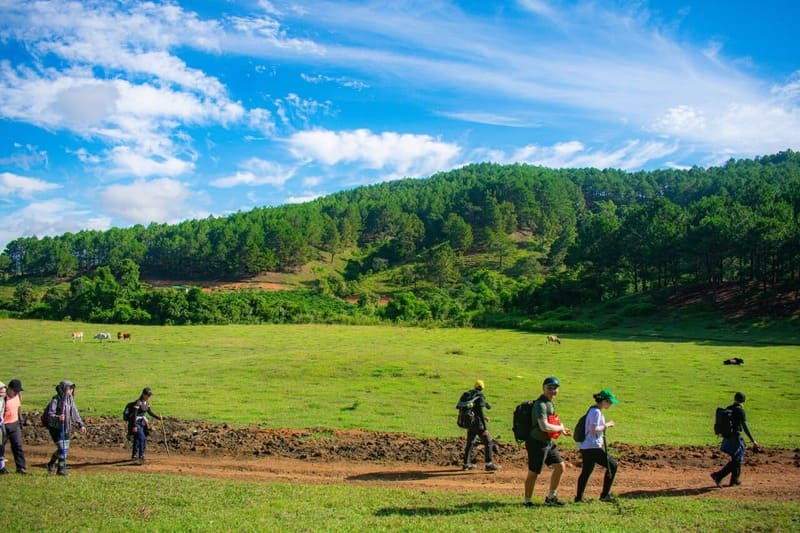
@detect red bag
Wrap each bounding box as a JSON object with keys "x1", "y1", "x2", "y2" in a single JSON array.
[{"x1": 547, "y1": 413, "x2": 561, "y2": 439}]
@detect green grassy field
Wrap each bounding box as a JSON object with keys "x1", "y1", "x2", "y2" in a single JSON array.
[
  {"x1": 3, "y1": 318, "x2": 799, "y2": 531},
  {"x1": 2, "y1": 319, "x2": 798, "y2": 447},
  {"x1": 4, "y1": 472, "x2": 799, "y2": 532}
]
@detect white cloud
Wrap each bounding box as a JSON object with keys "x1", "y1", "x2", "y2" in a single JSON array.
[
  {"x1": 489, "y1": 139, "x2": 678, "y2": 170},
  {"x1": 288, "y1": 128, "x2": 461, "y2": 177},
  {"x1": 101, "y1": 178, "x2": 202, "y2": 224},
  {"x1": 0, "y1": 172, "x2": 61, "y2": 198},
  {"x1": 0, "y1": 199, "x2": 111, "y2": 251},
  {"x1": 211, "y1": 158, "x2": 295, "y2": 188}
]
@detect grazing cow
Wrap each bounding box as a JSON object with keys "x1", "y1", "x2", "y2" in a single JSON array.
[
  {"x1": 117, "y1": 331, "x2": 132, "y2": 341},
  {"x1": 723, "y1": 357, "x2": 744, "y2": 365},
  {"x1": 546, "y1": 335, "x2": 561, "y2": 345},
  {"x1": 71, "y1": 331, "x2": 83, "y2": 342},
  {"x1": 94, "y1": 332, "x2": 112, "y2": 342}
]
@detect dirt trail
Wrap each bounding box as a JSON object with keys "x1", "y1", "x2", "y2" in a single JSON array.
[{"x1": 22, "y1": 417, "x2": 800, "y2": 502}]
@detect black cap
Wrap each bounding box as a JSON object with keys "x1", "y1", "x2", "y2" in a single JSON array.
[
  {"x1": 142, "y1": 387, "x2": 153, "y2": 396},
  {"x1": 8, "y1": 379, "x2": 23, "y2": 392}
]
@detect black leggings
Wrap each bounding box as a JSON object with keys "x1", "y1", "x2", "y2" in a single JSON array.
[{"x1": 576, "y1": 448, "x2": 617, "y2": 499}]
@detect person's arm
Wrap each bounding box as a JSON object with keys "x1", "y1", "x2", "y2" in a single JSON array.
[
  {"x1": 70, "y1": 400, "x2": 86, "y2": 433},
  {"x1": 739, "y1": 408, "x2": 756, "y2": 443}
]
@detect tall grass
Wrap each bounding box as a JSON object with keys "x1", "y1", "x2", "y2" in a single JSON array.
[{"x1": 2, "y1": 319, "x2": 797, "y2": 447}]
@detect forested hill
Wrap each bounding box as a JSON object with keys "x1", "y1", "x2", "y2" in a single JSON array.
[{"x1": 1, "y1": 151, "x2": 799, "y2": 327}]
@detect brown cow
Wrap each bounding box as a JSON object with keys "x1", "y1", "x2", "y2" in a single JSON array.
[
  {"x1": 117, "y1": 332, "x2": 132, "y2": 341},
  {"x1": 546, "y1": 335, "x2": 561, "y2": 345},
  {"x1": 71, "y1": 331, "x2": 83, "y2": 342}
]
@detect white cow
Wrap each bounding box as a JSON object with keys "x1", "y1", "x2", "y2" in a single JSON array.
[
  {"x1": 71, "y1": 331, "x2": 84, "y2": 342},
  {"x1": 94, "y1": 332, "x2": 112, "y2": 341}
]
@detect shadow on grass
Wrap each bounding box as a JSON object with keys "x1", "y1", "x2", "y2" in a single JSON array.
[
  {"x1": 53, "y1": 458, "x2": 135, "y2": 469},
  {"x1": 375, "y1": 500, "x2": 515, "y2": 517},
  {"x1": 621, "y1": 486, "x2": 718, "y2": 499},
  {"x1": 348, "y1": 468, "x2": 489, "y2": 482}
]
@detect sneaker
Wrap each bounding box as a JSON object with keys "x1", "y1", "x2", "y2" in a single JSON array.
[
  {"x1": 599, "y1": 494, "x2": 616, "y2": 502},
  {"x1": 523, "y1": 501, "x2": 534, "y2": 508},
  {"x1": 0, "y1": 468, "x2": 9, "y2": 475},
  {"x1": 485, "y1": 463, "x2": 499, "y2": 472},
  {"x1": 47, "y1": 462, "x2": 56, "y2": 474},
  {"x1": 729, "y1": 480, "x2": 741, "y2": 486},
  {"x1": 462, "y1": 463, "x2": 476, "y2": 470},
  {"x1": 17, "y1": 468, "x2": 27, "y2": 475},
  {"x1": 710, "y1": 473, "x2": 723, "y2": 488},
  {"x1": 57, "y1": 469, "x2": 68, "y2": 477},
  {"x1": 544, "y1": 496, "x2": 566, "y2": 506},
  {"x1": 574, "y1": 497, "x2": 586, "y2": 503}
]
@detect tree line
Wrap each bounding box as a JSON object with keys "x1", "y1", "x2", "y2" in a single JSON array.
[{"x1": 2, "y1": 150, "x2": 799, "y2": 325}]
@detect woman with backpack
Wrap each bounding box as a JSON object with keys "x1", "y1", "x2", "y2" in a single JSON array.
[
  {"x1": 127, "y1": 387, "x2": 162, "y2": 464},
  {"x1": 44, "y1": 380, "x2": 86, "y2": 476},
  {"x1": 574, "y1": 388, "x2": 618, "y2": 503}
]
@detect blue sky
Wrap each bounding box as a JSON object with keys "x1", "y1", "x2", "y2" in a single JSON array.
[{"x1": 1, "y1": 1, "x2": 799, "y2": 251}]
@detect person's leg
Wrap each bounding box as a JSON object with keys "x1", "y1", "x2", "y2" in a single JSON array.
[
  {"x1": 524, "y1": 470, "x2": 539, "y2": 500},
  {"x1": 7, "y1": 422, "x2": 26, "y2": 472},
  {"x1": 730, "y1": 460, "x2": 742, "y2": 485},
  {"x1": 549, "y1": 461, "x2": 565, "y2": 492},
  {"x1": 481, "y1": 431, "x2": 494, "y2": 464},
  {"x1": 600, "y1": 454, "x2": 618, "y2": 498},
  {"x1": 576, "y1": 450, "x2": 597, "y2": 501},
  {"x1": 0, "y1": 440, "x2": 7, "y2": 472},
  {"x1": 463, "y1": 429, "x2": 478, "y2": 467}
]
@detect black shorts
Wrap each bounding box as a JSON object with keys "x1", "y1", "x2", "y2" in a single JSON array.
[{"x1": 525, "y1": 439, "x2": 563, "y2": 474}]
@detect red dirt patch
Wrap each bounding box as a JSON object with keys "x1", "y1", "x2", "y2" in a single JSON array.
[{"x1": 23, "y1": 417, "x2": 800, "y2": 502}]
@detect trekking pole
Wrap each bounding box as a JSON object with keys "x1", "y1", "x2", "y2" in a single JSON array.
[
  {"x1": 161, "y1": 418, "x2": 171, "y2": 456},
  {"x1": 60, "y1": 415, "x2": 68, "y2": 476}
]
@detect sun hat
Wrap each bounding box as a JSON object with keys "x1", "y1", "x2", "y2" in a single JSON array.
[
  {"x1": 596, "y1": 388, "x2": 618, "y2": 404},
  {"x1": 474, "y1": 380, "x2": 485, "y2": 389}
]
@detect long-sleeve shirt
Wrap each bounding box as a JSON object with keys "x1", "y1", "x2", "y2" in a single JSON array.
[{"x1": 578, "y1": 406, "x2": 607, "y2": 450}]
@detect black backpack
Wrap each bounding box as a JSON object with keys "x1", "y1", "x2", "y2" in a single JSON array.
[
  {"x1": 512, "y1": 400, "x2": 535, "y2": 443},
  {"x1": 122, "y1": 400, "x2": 137, "y2": 422},
  {"x1": 572, "y1": 406, "x2": 598, "y2": 442},
  {"x1": 456, "y1": 390, "x2": 480, "y2": 429},
  {"x1": 714, "y1": 407, "x2": 735, "y2": 438}
]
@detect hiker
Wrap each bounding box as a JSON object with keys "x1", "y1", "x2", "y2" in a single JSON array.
[
  {"x1": 45, "y1": 380, "x2": 87, "y2": 476},
  {"x1": 128, "y1": 387, "x2": 162, "y2": 464},
  {"x1": 523, "y1": 376, "x2": 571, "y2": 507},
  {"x1": 711, "y1": 392, "x2": 760, "y2": 487},
  {"x1": 2, "y1": 379, "x2": 27, "y2": 474},
  {"x1": 575, "y1": 389, "x2": 619, "y2": 502},
  {"x1": 462, "y1": 380, "x2": 499, "y2": 471},
  {"x1": 0, "y1": 382, "x2": 6, "y2": 474}
]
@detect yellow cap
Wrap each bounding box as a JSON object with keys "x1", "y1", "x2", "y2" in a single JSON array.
[{"x1": 474, "y1": 380, "x2": 485, "y2": 389}]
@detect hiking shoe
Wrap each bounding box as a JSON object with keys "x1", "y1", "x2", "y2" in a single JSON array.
[
  {"x1": 599, "y1": 494, "x2": 616, "y2": 502},
  {"x1": 462, "y1": 463, "x2": 476, "y2": 470},
  {"x1": 47, "y1": 462, "x2": 56, "y2": 474},
  {"x1": 544, "y1": 496, "x2": 566, "y2": 506},
  {"x1": 729, "y1": 480, "x2": 741, "y2": 486},
  {"x1": 0, "y1": 468, "x2": 9, "y2": 475},
  {"x1": 574, "y1": 497, "x2": 586, "y2": 503},
  {"x1": 17, "y1": 468, "x2": 26, "y2": 475},
  {"x1": 522, "y1": 501, "x2": 534, "y2": 508},
  {"x1": 710, "y1": 473, "x2": 723, "y2": 488},
  {"x1": 485, "y1": 463, "x2": 499, "y2": 472},
  {"x1": 57, "y1": 469, "x2": 68, "y2": 477}
]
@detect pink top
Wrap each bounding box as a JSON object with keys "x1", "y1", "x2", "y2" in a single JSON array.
[{"x1": 3, "y1": 393, "x2": 20, "y2": 424}]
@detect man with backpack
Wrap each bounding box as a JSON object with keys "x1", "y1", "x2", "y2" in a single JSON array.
[
  {"x1": 127, "y1": 387, "x2": 162, "y2": 464},
  {"x1": 460, "y1": 380, "x2": 499, "y2": 471},
  {"x1": 711, "y1": 392, "x2": 761, "y2": 487},
  {"x1": 523, "y1": 376, "x2": 571, "y2": 507}
]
